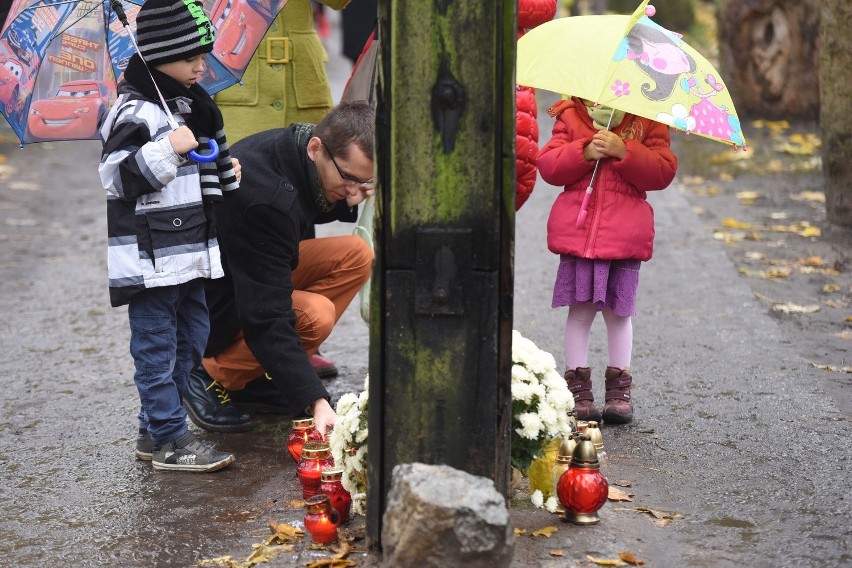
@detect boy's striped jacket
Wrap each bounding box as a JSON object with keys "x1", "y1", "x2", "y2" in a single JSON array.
[{"x1": 98, "y1": 86, "x2": 229, "y2": 307}]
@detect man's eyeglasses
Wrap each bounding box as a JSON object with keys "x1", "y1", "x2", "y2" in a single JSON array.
[{"x1": 321, "y1": 140, "x2": 374, "y2": 190}]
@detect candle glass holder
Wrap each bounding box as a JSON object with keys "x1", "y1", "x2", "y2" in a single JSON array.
[
  {"x1": 556, "y1": 434, "x2": 609, "y2": 525},
  {"x1": 320, "y1": 468, "x2": 352, "y2": 524},
  {"x1": 287, "y1": 418, "x2": 323, "y2": 462},
  {"x1": 304, "y1": 494, "x2": 340, "y2": 544},
  {"x1": 297, "y1": 440, "x2": 334, "y2": 499}
]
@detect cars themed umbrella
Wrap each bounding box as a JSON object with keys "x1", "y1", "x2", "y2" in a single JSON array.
[
  {"x1": 0, "y1": 0, "x2": 287, "y2": 147},
  {"x1": 517, "y1": 1, "x2": 745, "y2": 227}
]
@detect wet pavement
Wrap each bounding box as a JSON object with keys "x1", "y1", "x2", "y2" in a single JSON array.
[{"x1": 2, "y1": 12, "x2": 851, "y2": 568}]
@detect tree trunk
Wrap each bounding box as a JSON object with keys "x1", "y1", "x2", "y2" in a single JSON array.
[
  {"x1": 717, "y1": 0, "x2": 819, "y2": 119},
  {"x1": 367, "y1": 0, "x2": 515, "y2": 547},
  {"x1": 820, "y1": 0, "x2": 852, "y2": 228}
]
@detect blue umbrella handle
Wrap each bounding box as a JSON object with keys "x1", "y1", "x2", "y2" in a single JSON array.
[{"x1": 188, "y1": 139, "x2": 219, "y2": 163}]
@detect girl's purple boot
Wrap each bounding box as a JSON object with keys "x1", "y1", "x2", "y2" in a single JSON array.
[
  {"x1": 602, "y1": 367, "x2": 633, "y2": 424},
  {"x1": 565, "y1": 367, "x2": 601, "y2": 421}
]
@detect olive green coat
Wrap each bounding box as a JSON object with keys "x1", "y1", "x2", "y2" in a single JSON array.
[{"x1": 215, "y1": 0, "x2": 351, "y2": 143}]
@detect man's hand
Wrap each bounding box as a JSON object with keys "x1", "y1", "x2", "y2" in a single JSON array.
[
  {"x1": 346, "y1": 185, "x2": 374, "y2": 208},
  {"x1": 311, "y1": 398, "x2": 336, "y2": 436}
]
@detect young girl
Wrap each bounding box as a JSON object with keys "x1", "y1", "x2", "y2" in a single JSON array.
[{"x1": 536, "y1": 97, "x2": 677, "y2": 424}]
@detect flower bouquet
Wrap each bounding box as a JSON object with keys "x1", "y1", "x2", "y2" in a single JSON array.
[
  {"x1": 328, "y1": 377, "x2": 369, "y2": 516},
  {"x1": 327, "y1": 331, "x2": 573, "y2": 516}
]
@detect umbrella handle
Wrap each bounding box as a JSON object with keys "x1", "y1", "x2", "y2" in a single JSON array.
[
  {"x1": 188, "y1": 139, "x2": 219, "y2": 163},
  {"x1": 576, "y1": 187, "x2": 592, "y2": 228}
]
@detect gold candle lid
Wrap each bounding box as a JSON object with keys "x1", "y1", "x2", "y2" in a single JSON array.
[
  {"x1": 586, "y1": 421, "x2": 604, "y2": 451},
  {"x1": 556, "y1": 434, "x2": 576, "y2": 463},
  {"x1": 569, "y1": 434, "x2": 600, "y2": 469},
  {"x1": 292, "y1": 417, "x2": 315, "y2": 430},
  {"x1": 301, "y1": 440, "x2": 331, "y2": 460},
  {"x1": 321, "y1": 468, "x2": 344, "y2": 482},
  {"x1": 305, "y1": 494, "x2": 332, "y2": 514}
]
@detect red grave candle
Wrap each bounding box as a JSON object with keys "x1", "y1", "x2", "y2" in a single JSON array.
[
  {"x1": 304, "y1": 494, "x2": 340, "y2": 544},
  {"x1": 556, "y1": 434, "x2": 609, "y2": 525},
  {"x1": 297, "y1": 440, "x2": 334, "y2": 499},
  {"x1": 320, "y1": 468, "x2": 352, "y2": 524},
  {"x1": 287, "y1": 418, "x2": 323, "y2": 462}
]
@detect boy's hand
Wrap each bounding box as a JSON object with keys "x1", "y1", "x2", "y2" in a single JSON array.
[
  {"x1": 590, "y1": 130, "x2": 626, "y2": 160},
  {"x1": 167, "y1": 126, "x2": 198, "y2": 155},
  {"x1": 231, "y1": 157, "x2": 241, "y2": 183}
]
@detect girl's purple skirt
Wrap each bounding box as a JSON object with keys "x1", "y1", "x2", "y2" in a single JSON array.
[{"x1": 552, "y1": 255, "x2": 641, "y2": 317}]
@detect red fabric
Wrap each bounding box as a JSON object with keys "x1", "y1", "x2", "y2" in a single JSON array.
[
  {"x1": 537, "y1": 98, "x2": 677, "y2": 261},
  {"x1": 515, "y1": 0, "x2": 556, "y2": 211}
]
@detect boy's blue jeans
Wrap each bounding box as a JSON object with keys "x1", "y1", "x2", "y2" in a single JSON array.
[{"x1": 128, "y1": 279, "x2": 209, "y2": 447}]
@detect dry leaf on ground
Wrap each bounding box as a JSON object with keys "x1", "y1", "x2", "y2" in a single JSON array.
[
  {"x1": 618, "y1": 551, "x2": 646, "y2": 565},
  {"x1": 531, "y1": 526, "x2": 559, "y2": 538},
  {"x1": 586, "y1": 555, "x2": 627, "y2": 566},
  {"x1": 549, "y1": 550, "x2": 565, "y2": 557},
  {"x1": 608, "y1": 487, "x2": 634, "y2": 502},
  {"x1": 771, "y1": 302, "x2": 821, "y2": 314},
  {"x1": 305, "y1": 559, "x2": 357, "y2": 568}
]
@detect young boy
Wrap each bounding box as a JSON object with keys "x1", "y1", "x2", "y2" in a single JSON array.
[{"x1": 98, "y1": 0, "x2": 240, "y2": 472}]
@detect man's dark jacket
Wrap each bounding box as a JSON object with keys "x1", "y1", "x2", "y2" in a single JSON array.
[{"x1": 205, "y1": 126, "x2": 356, "y2": 413}]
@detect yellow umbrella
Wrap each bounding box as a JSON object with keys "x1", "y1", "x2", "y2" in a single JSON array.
[{"x1": 517, "y1": 0, "x2": 745, "y2": 149}]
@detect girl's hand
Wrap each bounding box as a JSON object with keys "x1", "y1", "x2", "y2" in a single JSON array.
[
  {"x1": 590, "y1": 130, "x2": 626, "y2": 160},
  {"x1": 167, "y1": 126, "x2": 198, "y2": 155}
]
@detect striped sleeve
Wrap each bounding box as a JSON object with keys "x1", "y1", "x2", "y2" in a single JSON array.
[{"x1": 99, "y1": 99, "x2": 183, "y2": 202}]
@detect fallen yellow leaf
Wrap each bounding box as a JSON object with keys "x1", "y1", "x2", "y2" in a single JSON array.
[
  {"x1": 823, "y1": 283, "x2": 840, "y2": 293},
  {"x1": 532, "y1": 526, "x2": 559, "y2": 538},
  {"x1": 549, "y1": 550, "x2": 565, "y2": 557},
  {"x1": 289, "y1": 499, "x2": 306, "y2": 509},
  {"x1": 721, "y1": 218, "x2": 753, "y2": 229},
  {"x1": 514, "y1": 528, "x2": 527, "y2": 537},
  {"x1": 619, "y1": 551, "x2": 646, "y2": 565},
  {"x1": 797, "y1": 226, "x2": 821, "y2": 238},
  {"x1": 586, "y1": 555, "x2": 627, "y2": 566},
  {"x1": 789, "y1": 191, "x2": 825, "y2": 202},
  {"x1": 735, "y1": 190, "x2": 762, "y2": 204}
]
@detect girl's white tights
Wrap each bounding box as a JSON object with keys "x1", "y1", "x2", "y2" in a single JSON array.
[{"x1": 564, "y1": 303, "x2": 633, "y2": 370}]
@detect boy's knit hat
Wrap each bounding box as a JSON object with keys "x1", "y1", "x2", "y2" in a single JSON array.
[{"x1": 134, "y1": 0, "x2": 215, "y2": 67}]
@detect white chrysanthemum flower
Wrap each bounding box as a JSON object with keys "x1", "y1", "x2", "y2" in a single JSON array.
[
  {"x1": 545, "y1": 496, "x2": 559, "y2": 513},
  {"x1": 511, "y1": 381, "x2": 535, "y2": 405},
  {"x1": 335, "y1": 392, "x2": 358, "y2": 414},
  {"x1": 516, "y1": 412, "x2": 543, "y2": 439},
  {"x1": 511, "y1": 364, "x2": 534, "y2": 385},
  {"x1": 355, "y1": 427, "x2": 368, "y2": 444},
  {"x1": 530, "y1": 489, "x2": 544, "y2": 508}
]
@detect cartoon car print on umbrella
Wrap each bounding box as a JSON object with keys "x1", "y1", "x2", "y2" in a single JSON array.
[
  {"x1": 210, "y1": 0, "x2": 284, "y2": 72},
  {"x1": 0, "y1": 55, "x2": 27, "y2": 117},
  {"x1": 27, "y1": 79, "x2": 112, "y2": 140}
]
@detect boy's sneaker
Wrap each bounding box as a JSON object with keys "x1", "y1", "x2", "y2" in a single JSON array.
[
  {"x1": 135, "y1": 428, "x2": 153, "y2": 461},
  {"x1": 151, "y1": 431, "x2": 235, "y2": 473}
]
